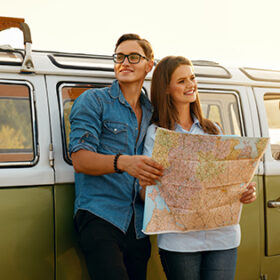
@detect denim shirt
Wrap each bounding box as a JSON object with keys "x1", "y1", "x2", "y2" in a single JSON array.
[
  {"x1": 143, "y1": 118, "x2": 241, "y2": 251},
  {"x1": 69, "y1": 80, "x2": 153, "y2": 239}
]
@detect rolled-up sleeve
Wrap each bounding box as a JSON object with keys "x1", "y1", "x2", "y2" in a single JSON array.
[{"x1": 69, "y1": 89, "x2": 103, "y2": 155}]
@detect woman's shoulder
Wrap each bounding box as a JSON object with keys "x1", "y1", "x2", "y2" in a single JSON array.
[
  {"x1": 147, "y1": 123, "x2": 158, "y2": 136},
  {"x1": 213, "y1": 122, "x2": 223, "y2": 135}
]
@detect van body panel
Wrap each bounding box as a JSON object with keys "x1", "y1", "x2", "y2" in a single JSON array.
[
  {"x1": 235, "y1": 175, "x2": 262, "y2": 280},
  {"x1": 262, "y1": 255, "x2": 280, "y2": 280},
  {"x1": 264, "y1": 176, "x2": 280, "y2": 256},
  {"x1": 0, "y1": 186, "x2": 54, "y2": 280},
  {"x1": 253, "y1": 87, "x2": 280, "y2": 259},
  {"x1": 54, "y1": 183, "x2": 90, "y2": 280}
]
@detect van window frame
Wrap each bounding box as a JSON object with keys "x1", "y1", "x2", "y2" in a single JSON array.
[
  {"x1": 0, "y1": 80, "x2": 38, "y2": 167},
  {"x1": 198, "y1": 88, "x2": 245, "y2": 136},
  {"x1": 58, "y1": 82, "x2": 149, "y2": 165}
]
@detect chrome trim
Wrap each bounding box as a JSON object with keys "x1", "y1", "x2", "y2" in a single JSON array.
[
  {"x1": 267, "y1": 199, "x2": 280, "y2": 208},
  {"x1": 0, "y1": 79, "x2": 39, "y2": 167}
]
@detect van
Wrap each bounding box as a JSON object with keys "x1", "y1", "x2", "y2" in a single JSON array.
[{"x1": 0, "y1": 16, "x2": 279, "y2": 280}]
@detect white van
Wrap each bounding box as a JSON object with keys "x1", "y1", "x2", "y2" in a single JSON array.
[{"x1": 0, "y1": 17, "x2": 279, "y2": 280}]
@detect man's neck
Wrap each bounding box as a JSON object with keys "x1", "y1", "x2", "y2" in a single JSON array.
[{"x1": 119, "y1": 81, "x2": 143, "y2": 109}]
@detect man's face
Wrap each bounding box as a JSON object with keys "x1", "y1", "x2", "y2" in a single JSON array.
[{"x1": 114, "y1": 40, "x2": 152, "y2": 85}]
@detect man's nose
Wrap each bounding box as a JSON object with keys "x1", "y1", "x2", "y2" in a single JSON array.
[{"x1": 122, "y1": 56, "x2": 130, "y2": 65}]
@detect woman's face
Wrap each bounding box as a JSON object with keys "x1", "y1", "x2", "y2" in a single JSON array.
[
  {"x1": 168, "y1": 64, "x2": 197, "y2": 106},
  {"x1": 114, "y1": 40, "x2": 153, "y2": 85}
]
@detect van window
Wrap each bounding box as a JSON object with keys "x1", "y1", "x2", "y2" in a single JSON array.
[
  {"x1": 59, "y1": 83, "x2": 147, "y2": 163},
  {"x1": 200, "y1": 91, "x2": 242, "y2": 136},
  {"x1": 264, "y1": 93, "x2": 280, "y2": 160},
  {"x1": 0, "y1": 83, "x2": 35, "y2": 164},
  {"x1": 59, "y1": 83, "x2": 109, "y2": 163}
]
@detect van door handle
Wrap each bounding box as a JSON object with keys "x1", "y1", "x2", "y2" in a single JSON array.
[{"x1": 267, "y1": 200, "x2": 280, "y2": 208}]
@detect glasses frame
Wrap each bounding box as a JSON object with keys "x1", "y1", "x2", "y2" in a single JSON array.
[{"x1": 112, "y1": 53, "x2": 148, "y2": 64}]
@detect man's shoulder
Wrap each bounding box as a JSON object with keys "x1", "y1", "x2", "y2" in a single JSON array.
[
  {"x1": 74, "y1": 86, "x2": 111, "y2": 108},
  {"x1": 81, "y1": 86, "x2": 110, "y2": 99}
]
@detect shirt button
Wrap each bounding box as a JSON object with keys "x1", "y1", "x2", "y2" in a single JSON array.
[
  {"x1": 114, "y1": 128, "x2": 118, "y2": 132},
  {"x1": 135, "y1": 127, "x2": 138, "y2": 130}
]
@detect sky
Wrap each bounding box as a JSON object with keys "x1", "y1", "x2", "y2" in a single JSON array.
[{"x1": 1, "y1": 0, "x2": 280, "y2": 70}]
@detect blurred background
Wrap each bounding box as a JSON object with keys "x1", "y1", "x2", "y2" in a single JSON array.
[{"x1": 1, "y1": 0, "x2": 280, "y2": 69}]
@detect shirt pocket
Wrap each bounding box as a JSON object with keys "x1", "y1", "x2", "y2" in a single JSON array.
[{"x1": 100, "y1": 121, "x2": 129, "y2": 153}]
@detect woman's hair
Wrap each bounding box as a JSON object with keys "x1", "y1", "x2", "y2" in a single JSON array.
[
  {"x1": 151, "y1": 56, "x2": 220, "y2": 135},
  {"x1": 115, "y1": 33, "x2": 154, "y2": 61}
]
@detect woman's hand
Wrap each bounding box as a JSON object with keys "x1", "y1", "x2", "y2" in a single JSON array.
[
  {"x1": 139, "y1": 185, "x2": 147, "y2": 201},
  {"x1": 240, "y1": 182, "x2": 257, "y2": 204},
  {"x1": 118, "y1": 155, "x2": 164, "y2": 184}
]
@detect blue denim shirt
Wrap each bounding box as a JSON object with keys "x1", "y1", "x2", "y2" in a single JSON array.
[{"x1": 69, "y1": 80, "x2": 153, "y2": 238}]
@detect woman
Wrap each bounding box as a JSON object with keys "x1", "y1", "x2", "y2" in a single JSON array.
[{"x1": 140, "y1": 56, "x2": 256, "y2": 280}]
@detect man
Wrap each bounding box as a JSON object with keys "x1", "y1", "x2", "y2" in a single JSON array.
[{"x1": 69, "y1": 34, "x2": 163, "y2": 280}]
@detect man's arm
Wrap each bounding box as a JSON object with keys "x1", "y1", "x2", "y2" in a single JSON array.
[{"x1": 71, "y1": 150, "x2": 163, "y2": 182}]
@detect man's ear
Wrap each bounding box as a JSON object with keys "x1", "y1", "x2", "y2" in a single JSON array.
[{"x1": 145, "y1": 60, "x2": 154, "y2": 73}]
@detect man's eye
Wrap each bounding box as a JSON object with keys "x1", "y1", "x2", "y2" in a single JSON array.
[
  {"x1": 130, "y1": 55, "x2": 139, "y2": 60},
  {"x1": 117, "y1": 54, "x2": 124, "y2": 60}
]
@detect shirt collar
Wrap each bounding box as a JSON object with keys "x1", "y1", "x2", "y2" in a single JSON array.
[
  {"x1": 192, "y1": 114, "x2": 202, "y2": 129},
  {"x1": 175, "y1": 113, "x2": 202, "y2": 131},
  {"x1": 108, "y1": 79, "x2": 152, "y2": 112},
  {"x1": 108, "y1": 80, "x2": 126, "y2": 104}
]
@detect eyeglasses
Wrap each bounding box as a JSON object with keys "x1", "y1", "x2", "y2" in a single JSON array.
[{"x1": 113, "y1": 53, "x2": 148, "y2": 64}]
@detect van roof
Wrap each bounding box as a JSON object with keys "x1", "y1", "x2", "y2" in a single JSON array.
[{"x1": 0, "y1": 47, "x2": 280, "y2": 87}]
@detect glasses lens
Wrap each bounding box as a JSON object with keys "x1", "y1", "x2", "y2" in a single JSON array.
[
  {"x1": 128, "y1": 54, "x2": 140, "y2": 64},
  {"x1": 114, "y1": 54, "x2": 124, "y2": 63}
]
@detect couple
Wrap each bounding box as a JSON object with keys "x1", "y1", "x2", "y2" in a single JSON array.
[{"x1": 69, "y1": 34, "x2": 256, "y2": 280}]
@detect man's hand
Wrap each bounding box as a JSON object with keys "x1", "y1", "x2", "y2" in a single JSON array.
[{"x1": 118, "y1": 155, "x2": 164, "y2": 185}]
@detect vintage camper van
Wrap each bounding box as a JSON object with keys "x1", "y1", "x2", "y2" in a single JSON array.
[{"x1": 0, "y1": 17, "x2": 279, "y2": 280}]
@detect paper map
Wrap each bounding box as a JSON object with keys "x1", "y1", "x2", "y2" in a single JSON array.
[{"x1": 143, "y1": 128, "x2": 269, "y2": 234}]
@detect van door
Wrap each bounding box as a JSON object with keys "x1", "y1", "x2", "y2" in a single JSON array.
[
  {"x1": 0, "y1": 75, "x2": 55, "y2": 279},
  {"x1": 253, "y1": 87, "x2": 280, "y2": 279},
  {"x1": 46, "y1": 75, "x2": 114, "y2": 280},
  {"x1": 198, "y1": 84, "x2": 263, "y2": 280}
]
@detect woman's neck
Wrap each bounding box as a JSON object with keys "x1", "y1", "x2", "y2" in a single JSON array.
[{"x1": 176, "y1": 104, "x2": 193, "y2": 131}]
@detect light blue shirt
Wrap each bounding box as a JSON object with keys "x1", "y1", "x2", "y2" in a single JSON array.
[
  {"x1": 143, "y1": 118, "x2": 241, "y2": 252},
  {"x1": 69, "y1": 80, "x2": 153, "y2": 239}
]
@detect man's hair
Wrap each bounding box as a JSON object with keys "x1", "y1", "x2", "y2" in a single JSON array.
[{"x1": 115, "y1": 33, "x2": 154, "y2": 60}]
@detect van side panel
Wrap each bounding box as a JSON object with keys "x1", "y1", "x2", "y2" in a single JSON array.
[
  {"x1": 54, "y1": 183, "x2": 90, "y2": 280},
  {"x1": 235, "y1": 176, "x2": 261, "y2": 280},
  {"x1": 0, "y1": 186, "x2": 54, "y2": 279},
  {"x1": 147, "y1": 236, "x2": 167, "y2": 280},
  {"x1": 262, "y1": 254, "x2": 280, "y2": 280},
  {"x1": 264, "y1": 175, "x2": 280, "y2": 256}
]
